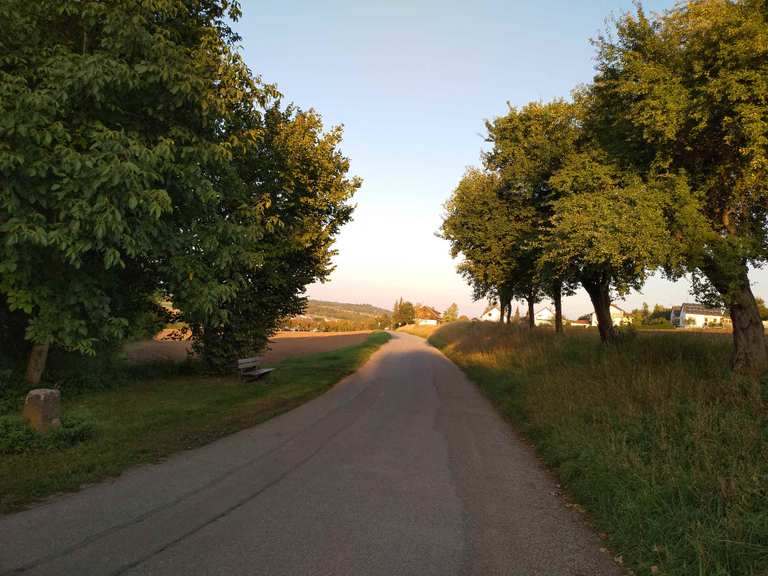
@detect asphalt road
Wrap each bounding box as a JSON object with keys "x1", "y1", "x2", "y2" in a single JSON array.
[{"x1": 0, "y1": 332, "x2": 623, "y2": 576}]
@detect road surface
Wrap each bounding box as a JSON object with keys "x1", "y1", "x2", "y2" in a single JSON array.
[{"x1": 0, "y1": 332, "x2": 622, "y2": 576}]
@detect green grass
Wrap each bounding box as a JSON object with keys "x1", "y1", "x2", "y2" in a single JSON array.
[
  {"x1": 429, "y1": 321, "x2": 768, "y2": 576},
  {"x1": 0, "y1": 331, "x2": 391, "y2": 514}
]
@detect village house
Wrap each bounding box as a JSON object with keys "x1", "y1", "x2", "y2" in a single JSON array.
[
  {"x1": 480, "y1": 305, "x2": 501, "y2": 322},
  {"x1": 532, "y1": 306, "x2": 555, "y2": 326},
  {"x1": 672, "y1": 303, "x2": 731, "y2": 328},
  {"x1": 414, "y1": 305, "x2": 441, "y2": 326},
  {"x1": 568, "y1": 316, "x2": 591, "y2": 328},
  {"x1": 590, "y1": 304, "x2": 631, "y2": 327}
]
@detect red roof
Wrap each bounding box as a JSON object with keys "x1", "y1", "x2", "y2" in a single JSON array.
[{"x1": 415, "y1": 306, "x2": 441, "y2": 320}]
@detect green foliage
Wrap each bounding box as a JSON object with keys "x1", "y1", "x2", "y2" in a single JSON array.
[
  {"x1": 391, "y1": 298, "x2": 415, "y2": 328},
  {"x1": 591, "y1": 0, "x2": 768, "y2": 367},
  {"x1": 442, "y1": 303, "x2": 459, "y2": 323},
  {"x1": 543, "y1": 150, "x2": 674, "y2": 296},
  {"x1": 0, "y1": 412, "x2": 96, "y2": 455},
  {"x1": 441, "y1": 169, "x2": 523, "y2": 307},
  {"x1": 0, "y1": 1, "x2": 358, "y2": 375}
]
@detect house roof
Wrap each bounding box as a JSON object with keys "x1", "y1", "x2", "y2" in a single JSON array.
[
  {"x1": 681, "y1": 302, "x2": 726, "y2": 317},
  {"x1": 481, "y1": 304, "x2": 499, "y2": 316},
  {"x1": 534, "y1": 306, "x2": 554, "y2": 316},
  {"x1": 415, "y1": 306, "x2": 441, "y2": 320},
  {"x1": 610, "y1": 303, "x2": 628, "y2": 314}
]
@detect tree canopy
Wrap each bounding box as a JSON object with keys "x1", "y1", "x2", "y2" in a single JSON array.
[
  {"x1": 589, "y1": 0, "x2": 768, "y2": 370},
  {"x1": 442, "y1": 0, "x2": 768, "y2": 368},
  {"x1": 0, "y1": 0, "x2": 359, "y2": 378}
]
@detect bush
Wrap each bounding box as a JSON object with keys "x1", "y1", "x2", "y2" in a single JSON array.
[{"x1": 0, "y1": 412, "x2": 96, "y2": 455}]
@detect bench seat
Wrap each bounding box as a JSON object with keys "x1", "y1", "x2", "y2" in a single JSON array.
[{"x1": 237, "y1": 357, "x2": 274, "y2": 380}]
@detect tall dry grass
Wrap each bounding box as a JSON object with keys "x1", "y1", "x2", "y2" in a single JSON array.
[
  {"x1": 396, "y1": 324, "x2": 439, "y2": 338},
  {"x1": 430, "y1": 321, "x2": 768, "y2": 576}
]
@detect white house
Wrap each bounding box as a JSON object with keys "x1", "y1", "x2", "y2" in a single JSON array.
[
  {"x1": 414, "y1": 305, "x2": 441, "y2": 326},
  {"x1": 533, "y1": 306, "x2": 556, "y2": 326},
  {"x1": 591, "y1": 304, "x2": 631, "y2": 327},
  {"x1": 480, "y1": 305, "x2": 501, "y2": 322},
  {"x1": 568, "y1": 319, "x2": 591, "y2": 329},
  {"x1": 675, "y1": 303, "x2": 730, "y2": 328}
]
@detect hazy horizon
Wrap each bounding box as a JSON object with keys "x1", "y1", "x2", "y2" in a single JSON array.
[{"x1": 234, "y1": 1, "x2": 768, "y2": 319}]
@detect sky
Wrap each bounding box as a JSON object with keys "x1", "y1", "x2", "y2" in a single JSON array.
[{"x1": 233, "y1": 0, "x2": 768, "y2": 318}]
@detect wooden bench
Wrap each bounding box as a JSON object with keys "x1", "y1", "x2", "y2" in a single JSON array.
[{"x1": 236, "y1": 357, "x2": 274, "y2": 381}]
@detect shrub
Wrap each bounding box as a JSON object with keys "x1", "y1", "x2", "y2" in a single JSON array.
[{"x1": 0, "y1": 412, "x2": 96, "y2": 455}]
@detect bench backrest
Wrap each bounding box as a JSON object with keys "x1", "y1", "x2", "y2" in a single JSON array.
[{"x1": 237, "y1": 357, "x2": 261, "y2": 370}]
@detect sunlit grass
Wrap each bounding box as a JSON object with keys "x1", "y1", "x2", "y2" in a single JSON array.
[
  {"x1": 0, "y1": 332, "x2": 391, "y2": 514},
  {"x1": 430, "y1": 321, "x2": 768, "y2": 576},
  {"x1": 396, "y1": 323, "x2": 439, "y2": 338}
]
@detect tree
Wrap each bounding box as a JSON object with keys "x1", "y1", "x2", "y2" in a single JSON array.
[
  {"x1": 186, "y1": 105, "x2": 359, "y2": 371},
  {"x1": 392, "y1": 298, "x2": 415, "y2": 328},
  {"x1": 441, "y1": 169, "x2": 530, "y2": 324},
  {"x1": 543, "y1": 148, "x2": 673, "y2": 343},
  {"x1": 399, "y1": 301, "x2": 415, "y2": 326},
  {"x1": 0, "y1": 0, "x2": 358, "y2": 379},
  {"x1": 591, "y1": 0, "x2": 768, "y2": 371},
  {"x1": 484, "y1": 100, "x2": 581, "y2": 332},
  {"x1": 0, "y1": 0, "x2": 246, "y2": 381},
  {"x1": 443, "y1": 303, "x2": 459, "y2": 323}
]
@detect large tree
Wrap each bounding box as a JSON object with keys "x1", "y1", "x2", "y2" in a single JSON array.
[
  {"x1": 0, "y1": 0, "x2": 358, "y2": 379},
  {"x1": 441, "y1": 168, "x2": 534, "y2": 324},
  {"x1": 591, "y1": 0, "x2": 768, "y2": 371},
  {"x1": 544, "y1": 148, "x2": 674, "y2": 342},
  {"x1": 484, "y1": 100, "x2": 581, "y2": 332}
]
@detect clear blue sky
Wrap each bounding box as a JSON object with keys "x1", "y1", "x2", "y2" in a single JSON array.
[{"x1": 233, "y1": 0, "x2": 768, "y2": 318}]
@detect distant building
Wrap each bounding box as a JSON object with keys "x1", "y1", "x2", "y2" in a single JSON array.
[
  {"x1": 568, "y1": 319, "x2": 591, "y2": 328},
  {"x1": 532, "y1": 306, "x2": 555, "y2": 326},
  {"x1": 480, "y1": 305, "x2": 501, "y2": 322},
  {"x1": 591, "y1": 304, "x2": 631, "y2": 327},
  {"x1": 414, "y1": 306, "x2": 441, "y2": 326},
  {"x1": 674, "y1": 303, "x2": 730, "y2": 328}
]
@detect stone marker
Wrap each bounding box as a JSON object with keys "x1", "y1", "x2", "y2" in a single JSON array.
[{"x1": 23, "y1": 389, "x2": 61, "y2": 432}]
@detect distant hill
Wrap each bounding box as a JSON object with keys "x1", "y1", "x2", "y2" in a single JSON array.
[{"x1": 303, "y1": 300, "x2": 390, "y2": 321}]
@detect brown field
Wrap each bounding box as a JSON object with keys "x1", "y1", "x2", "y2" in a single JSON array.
[{"x1": 124, "y1": 330, "x2": 373, "y2": 365}]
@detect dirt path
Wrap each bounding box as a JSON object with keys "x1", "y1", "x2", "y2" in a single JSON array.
[{"x1": 123, "y1": 331, "x2": 372, "y2": 365}]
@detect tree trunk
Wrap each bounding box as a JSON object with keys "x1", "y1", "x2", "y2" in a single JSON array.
[
  {"x1": 552, "y1": 281, "x2": 563, "y2": 333},
  {"x1": 583, "y1": 278, "x2": 616, "y2": 344},
  {"x1": 729, "y1": 290, "x2": 767, "y2": 373},
  {"x1": 527, "y1": 297, "x2": 535, "y2": 330},
  {"x1": 702, "y1": 261, "x2": 768, "y2": 373},
  {"x1": 25, "y1": 342, "x2": 50, "y2": 386}
]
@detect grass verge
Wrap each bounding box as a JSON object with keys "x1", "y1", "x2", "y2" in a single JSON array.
[
  {"x1": 429, "y1": 321, "x2": 767, "y2": 576},
  {"x1": 396, "y1": 324, "x2": 439, "y2": 338},
  {"x1": 0, "y1": 331, "x2": 391, "y2": 514}
]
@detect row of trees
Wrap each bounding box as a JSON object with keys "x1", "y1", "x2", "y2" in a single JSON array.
[
  {"x1": 391, "y1": 299, "x2": 464, "y2": 328},
  {"x1": 442, "y1": 0, "x2": 768, "y2": 372},
  {"x1": 0, "y1": 1, "x2": 359, "y2": 379}
]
